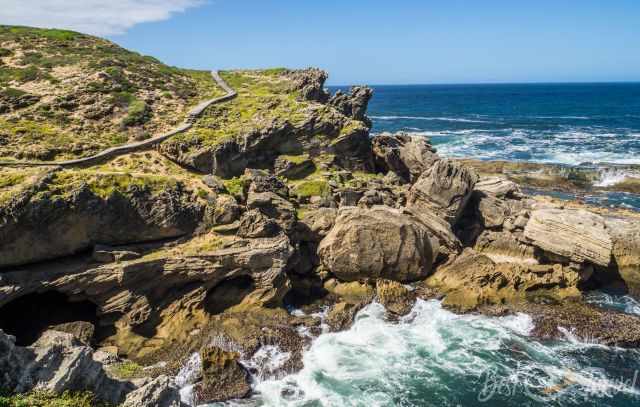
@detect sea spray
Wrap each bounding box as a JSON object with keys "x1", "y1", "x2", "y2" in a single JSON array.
[{"x1": 203, "y1": 298, "x2": 640, "y2": 406}]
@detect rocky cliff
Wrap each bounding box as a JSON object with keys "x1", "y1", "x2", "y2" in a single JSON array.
[{"x1": 1, "y1": 26, "x2": 640, "y2": 407}]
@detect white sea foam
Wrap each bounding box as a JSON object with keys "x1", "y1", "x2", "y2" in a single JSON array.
[
  {"x1": 594, "y1": 168, "x2": 640, "y2": 187},
  {"x1": 370, "y1": 115, "x2": 490, "y2": 123}
]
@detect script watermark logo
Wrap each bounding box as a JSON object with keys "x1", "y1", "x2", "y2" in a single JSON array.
[{"x1": 476, "y1": 365, "x2": 640, "y2": 403}]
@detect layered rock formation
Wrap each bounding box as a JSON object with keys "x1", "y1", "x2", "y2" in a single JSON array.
[{"x1": 2, "y1": 63, "x2": 640, "y2": 405}]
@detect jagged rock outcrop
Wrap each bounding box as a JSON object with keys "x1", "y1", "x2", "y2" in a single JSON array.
[
  {"x1": 0, "y1": 330, "x2": 133, "y2": 405},
  {"x1": 328, "y1": 86, "x2": 373, "y2": 124},
  {"x1": 407, "y1": 159, "x2": 478, "y2": 224},
  {"x1": 523, "y1": 208, "x2": 613, "y2": 267},
  {"x1": 318, "y1": 206, "x2": 437, "y2": 282},
  {"x1": 474, "y1": 177, "x2": 522, "y2": 199},
  {"x1": 0, "y1": 171, "x2": 207, "y2": 268},
  {"x1": 287, "y1": 68, "x2": 329, "y2": 103},
  {"x1": 372, "y1": 132, "x2": 439, "y2": 183},
  {"x1": 604, "y1": 217, "x2": 640, "y2": 293}
]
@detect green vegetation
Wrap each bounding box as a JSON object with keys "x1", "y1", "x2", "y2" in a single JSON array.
[
  {"x1": 293, "y1": 179, "x2": 331, "y2": 198},
  {"x1": 108, "y1": 360, "x2": 144, "y2": 380},
  {"x1": 37, "y1": 171, "x2": 178, "y2": 199},
  {"x1": 278, "y1": 154, "x2": 310, "y2": 164},
  {"x1": 0, "y1": 25, "x2": 226, "y2": 161},
  {"x1": 167, "y1": 69, "x2": 308, "y2": 149},
  {"x1": 223, "y1": 176, "x2": 248, "y2": 198},
  {"x1": 0, "y1": 389, "x2": 110, "y2": 407},
  {"x1": 0, "y1": 172, "x2": 26, "y2": 188}
]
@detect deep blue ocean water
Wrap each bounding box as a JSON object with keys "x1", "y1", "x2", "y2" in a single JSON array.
[
  {"x1": 364, "y1": 83, "x2": 640, "y2": 165},
  {"x1": 332, "y1": 83, "x2": 640, "y2": 210}
]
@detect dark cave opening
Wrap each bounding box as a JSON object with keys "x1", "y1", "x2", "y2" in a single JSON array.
[
  {"x1": 0, "y1": 291, "x2": 100, "y2": 346},
  {"x1": 204, "y1": 275, "x2": 255, "y2": 315}
]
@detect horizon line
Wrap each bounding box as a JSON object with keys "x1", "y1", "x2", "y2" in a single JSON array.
[{"x1": 327, "y1": 80, "x2": 640, "y2": 87}]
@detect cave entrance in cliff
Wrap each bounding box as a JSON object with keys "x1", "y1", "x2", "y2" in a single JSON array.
[
  {"x1": 0, "y1": 291, "x2": 99, "y2": 346},
  {"x1": 204, "y1": 276, "x2": 256, "y2": 315}
]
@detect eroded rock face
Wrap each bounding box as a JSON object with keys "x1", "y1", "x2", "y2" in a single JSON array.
[
  {"x1": 0, "y1": 174, "x2": 206, "y2": 268},
  {"x1": 328, "y1": 86, "x2": 373, "y2": 124},
  {"x1": 407, "y1": 159, "x2": 478, "y2": 224},
  {"x1": 372, "y1": 132, "x2": 439, "y2": 183},
  {"x1": 427, "y1": 249, "x2": 584, "y2": 311},
  {"x1": 318, "y1": 206, "x2": 437, "y2": 282},
  {"x1": 604, "y1": 217, "x2": 640, "y2": 293},
  {"x1": 523, "y1": 208, "x2": 613, "y2": 267},
  {"x1": 0, "y1": 234, "x2": 295, "y2": 360}
]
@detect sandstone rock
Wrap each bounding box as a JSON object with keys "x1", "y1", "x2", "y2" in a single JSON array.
[
  {"x1": 427, "y1": 249, "x2": 584, "y2": 311},
  {"x1": 523, "y1": 209, "x2": 613, "y2": 267},
  {"x1": 474, "y1": 230, "x2": 537, "y2": 264},
  {"x1": 288, "y1": 68, "x2": 329, "y2": 103},
  {"x1": 371, "y1": 132, "x2": 439, "y2": 183},
  {"x1": 245, "y1": 169, "x2": 290, "y2": 198},
  {"x1": 202, "y1": 175, "x2": 226, "y2": 193},
  {"x1": 323, "y1": 278, "x2": 375, "y2": 304},
  {"x1": 474, "y1": 177, "x2": 521, "y2": 198},
  {"x1": 376, "y1": 279, "x2": 416, "y2": 316},
  {"x1": 247, "y1": 190, "x2": 297, "y2": 233},
  {"x1": 194, "y1": 346, "x2": 251, "y2": 404},
  {"x1": 237, "y1": 209, "x2": 280, "y2": 238},
  {"x1": 318, "y1": 206, "x2": 437, "y2": 282},
  {"x1": 295, "y1": 208, "x2": 337, "y2": 242},
  {"x1": 604, "y1": 217, "x2": 640, "y2": 293},
  {"x1": 92, "y1": 245, "x2": 141, "y2": 263},
  {"x1": 0, "y1": 233, "x2": 295, "y2": 361},
  {"x1": 328, "y1": 86, "x2": 373, "y2": 124},
  {"x1": 408, "y1": 159, "x2": 478, "y2": 224},
  {"x1": 49, "y1": 321, "x2": 95, "y2": 345},
  {"x1": 274, "y1": 155, "x2": 315, "y2": 179},
  {"x1": 212, "y1": 194, "x2": 241, "y2": 225},
  {"x1": 325, "y1": 302, "x2": 367, "y2": 332},
  {"x1": 515, "y1": 302, "x2": 640, "y2": 348},
  {"x1": 122, "y1": 375, "x2": 184, "y2": 407}
]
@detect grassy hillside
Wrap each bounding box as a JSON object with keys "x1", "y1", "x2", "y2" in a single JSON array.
[{"x1": 0, "y1": 25, "x2": 224, "y2": 161}]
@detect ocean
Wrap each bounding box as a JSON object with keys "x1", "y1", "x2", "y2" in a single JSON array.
[
  {"x1": 335, "y1": 82, "x2": 640, "y2": 211},
  {"x1": 199, "y1": 295, "x2": 640, "y2": 407},
  {"x1": 188, "y1": 84, "x2": 640, "y2": 407},
  {"x1": 365, "y1": 83, "x2": 640, "y2": 165}
]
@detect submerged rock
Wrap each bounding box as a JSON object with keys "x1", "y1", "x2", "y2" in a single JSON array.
[{"x1": 375, "y1": 279, "x2": 416, "y2": 317}]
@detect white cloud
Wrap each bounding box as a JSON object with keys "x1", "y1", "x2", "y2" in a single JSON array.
[{"x1": 0, "y1": 0, "x2": 204, "y2": 36}]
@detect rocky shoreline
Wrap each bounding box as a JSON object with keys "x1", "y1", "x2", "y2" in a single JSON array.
[{"x1": 2, "y1": 68, "x2": 640, "y2": 406}]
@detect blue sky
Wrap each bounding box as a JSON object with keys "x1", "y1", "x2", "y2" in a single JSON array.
[{"x1": 4, "y1": 0, "x2": 640, "y2": 85}]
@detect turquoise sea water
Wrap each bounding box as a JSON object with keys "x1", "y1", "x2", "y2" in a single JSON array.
[{"x1": 195, "y1": 295, "x2": 640, "y2": 407}]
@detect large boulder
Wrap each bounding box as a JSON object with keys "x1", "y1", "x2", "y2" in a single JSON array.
[
  {"x1": 407, "y1": 159, "x2": 478, "y2": 224},
  {"x1": 371, "y1": 132, "x2": 439, "y2": 183},
  {"x1": 523, "y1": 208, "x2": 613, "y2": 267},
  {"x1": 318, "y1": 206, "x2": 437, "y2": 282}
]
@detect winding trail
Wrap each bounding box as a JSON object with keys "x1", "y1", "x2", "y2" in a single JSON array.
[{"x1": 0, "y1": 70, "x2": 236, "y2": 168}]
